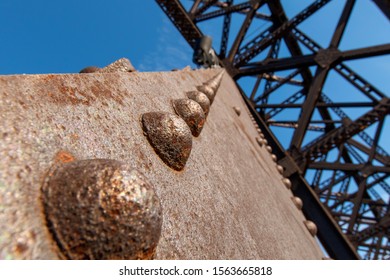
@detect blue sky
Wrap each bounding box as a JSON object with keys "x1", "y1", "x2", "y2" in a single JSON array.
[{"x1": 0, "y1": 0, "x2": 194, "y2": 74}]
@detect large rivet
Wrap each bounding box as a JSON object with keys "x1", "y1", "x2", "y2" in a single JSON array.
[
  {"x1": 142, "y1": 112, "x2": 192, "y2": 170},
  {"x1": 172, "y1": 99, "x2": 206, "y2": 137},
  {"x1": 271, "y1": 154, "x2": 277, "y2": 162},
  {"x1": 276, "y1": 164, "x2": 284, "y2": 175},
  {"x1": 262, "y1": 138, "x2": 268, "y2": 145},
  {"x1": 304, "y1": 220, "x2": 318, "y2": 237},
  {"x1": 41, "y1": 159, "x2": 162, "y2": 259},
  {"x1": 266, "y1": 145, "x2": 272, "y2": 153},
  {"x1": 291, "y1": 196, "x2": 303, "y2": 210},
  {"x1": 186, "y1": 91, "x2": 210, "y2": 116},
  {"x1": 196, "y1": 84, "x2": 215, "y2": 104},
  {"x1": 233, "y1": 106, "x2": 241, "y2": 116},
  {"x1": 282, "y1": 178, "x2": 292, "y2": 189}
]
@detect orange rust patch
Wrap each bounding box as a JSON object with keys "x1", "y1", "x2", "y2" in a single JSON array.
[{"x1": 55, "y1": 151, "x2": 75, "y2": 163}]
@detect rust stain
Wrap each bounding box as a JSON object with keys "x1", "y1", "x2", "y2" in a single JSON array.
[
  {"x1": 37, "y1": 76, "x2": 125, "y2": 106},
  {"x1": 55, "y1": 151, "x2": 75, "y2": 163}
]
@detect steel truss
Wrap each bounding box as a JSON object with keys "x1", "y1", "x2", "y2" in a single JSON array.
[{"x1": 156, "y1": 0, "x2": 390, "y2": 260}]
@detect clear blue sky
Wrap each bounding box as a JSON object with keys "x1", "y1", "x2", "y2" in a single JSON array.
[{"x1": 0, "y1": 0, "x2": 194, "y2": 74}]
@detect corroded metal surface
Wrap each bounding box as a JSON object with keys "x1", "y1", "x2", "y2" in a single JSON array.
[
  {"x1": 0, "y1": 69, "x2": 324, "y2": 259},
  {"x1": 42, "y1": 159, "x2": 162, "y2": 260},
  {"x1": 172, "y1": 99, "x2": 205, "y2": 137},
  {"x1": 141, "y1": 112, "x2": 192, "y2": 171}
]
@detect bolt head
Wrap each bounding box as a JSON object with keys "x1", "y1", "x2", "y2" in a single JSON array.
[
  {"x1": 276, "y1": 164, "x2": 284, "y2": 174},
  {"x1": 42, "y1": 159, "x2": 163, "y2": 259},
  {"x1": 233, "y1": 106, "x2": 241, "y2": 116},
  {"x1": 304, "y1": 220, "x2": 318, "y2": 237},
  {"x1": 282, "y1": 178, "x2": 292, "y2": 189},
  {"x1": 291, "y1": 196, "x2": 303, "y2": 210}
]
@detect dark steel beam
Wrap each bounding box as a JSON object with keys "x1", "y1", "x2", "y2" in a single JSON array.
[
  {"x1": 256, "y1": 102, "x2": 374, "y2": 109},
  {"x1": 156, "y1": 0, "x2": 203, "y2": 48},
  {"x1": 236, "y1": 44, "x2": 390, "y2": 77},
  {"x1": 372, "y1": 0, "x2": 390, "y2": 19},
  {"x1": 234, "y1": 0, "x2": 332, "y2": 66},
  {"x1": 195, "y1": 1, "x2": 251, "y2": 22},
  {"x1": 219, "y1": 0, "x2": 233, "y2": 58},
  {"x1": 308, "y1": 162, "x2": 390, "y2": 174},
  {"x1": 301, "y1": 97, "x2": 390, "y2": 162},
  {"x1": 226, "y1": 1, "x2": 265, "y2": 62}
]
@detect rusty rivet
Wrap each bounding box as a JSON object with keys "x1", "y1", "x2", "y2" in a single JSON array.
[
  {"x1": 41, "y1": 159, "x2": 162, "y2": 260},
  {"x1": 79, "y1": 66, "x2": 100, "y2": 73},
  {"x1": 186, "y1": 91, "x2": 210, "y2": 116},
  {"x1": 282, "y1": 178, "x2": 292, "y2": 189},
  {"x1": 142, "y1": 112, "x2": 192, "y2": 171},
  {"x1": 291, "y1": 196, "x2": 303, "y2": 210},
  {"x1": 256, "y1": 137, "x2": 263, "y2": 147},
  {"x1": 304, "y1": 220, "x2": 318, "y2": 237},
  {"x1": 197, "y1": 84, "x2": 216, "y2": 104},
  {"x1": 266, "y1": 145, "x2": 272, "y2": 153},
  {"x1": 271, "y1": 154, "x2": 277, "y2": 162},
  {"x1": 172, "y1": 99, "x2": 206, "y2": 137},
  {"x1": 233, "y1": 106, "x2": 241, "y2": 116},
  {"x1": 276, "y1": 164, "x2": 284, "y2": 174}
]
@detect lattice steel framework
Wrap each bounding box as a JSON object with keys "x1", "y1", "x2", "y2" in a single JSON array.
[{"x1": 155, "y1": 0, "x2": 390, "y2": 259}]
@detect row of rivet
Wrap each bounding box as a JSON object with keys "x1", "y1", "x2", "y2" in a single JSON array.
[
  {"x1": 40, "y1": 70, "x2": 224, "y2": 259},
  {"x1": 141, "y1": 70, "x2": 225, "y2": 171},
  {"x1": 249, "y1": 109, "x2": 319, "y2": 240}
]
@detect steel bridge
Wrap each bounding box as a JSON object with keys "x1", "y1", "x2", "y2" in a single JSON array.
[{"x1": 155, "y1": 0, "x2": 390, "y2": 259}]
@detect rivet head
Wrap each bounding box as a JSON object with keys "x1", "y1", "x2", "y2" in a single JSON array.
[
  {"x1": 196, "y1": 84, "x2": 215, "y2": 104},
  {"x1": 79, "y1": 66, "x2": 100, "y2": 73},
  {"x1": 259, "y1": 132, "x2": 265, "y2": 138},
  {"x1": 304, "y1": 220, "x2": 318, "y2": 237},
  {"x1": 233, "y1": 106, "x2": 241, "y2": 116},
  {"x1": 266, "y1": 145, "x2": 272, "y2": 153},
  {"x1": 282, "y1": 178, "x2": 292, "y2": 189},
  {"x1": 42, "y1": 159, "x2": 162, "y2": 259},
  {"x1": 142, "y1": 112, "x2": 192, "y2": 171},
  {"x1": 204, "y1": 70, "x2": 224, "y2": 92},
  {"x1": 186, "y1": 91, "x2": 211, "y2": 116},
  {"x1": 262, "y1": 138, "x2": 268, "y2": 145},
  {"x1": 276, "y1": 164, "x2": 284, "y2": 174},
  {"x1": 172, "y1": 99, "x2": 206, "y2": 137},
  {"x1": 271, "y1": 154, "x2": 277, "y2": 162},
  {"x1": 291, "y1": 196, "x2": 303, "y2": 210}
]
